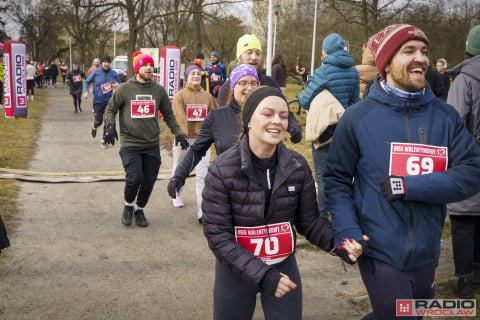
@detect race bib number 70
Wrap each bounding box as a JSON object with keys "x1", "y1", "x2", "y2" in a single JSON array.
[
  {"x1": 235, "y1": 222, "x2": 294, "y2": 265},
  {"x1": 389, "y1": 142, "x2": 448, "y2": 176}
]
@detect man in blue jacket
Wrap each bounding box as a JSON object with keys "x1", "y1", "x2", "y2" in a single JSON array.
[
  {"x1": 324, "y1": 24, "x2": 480, "y2": 320},
  {"x1": 83, "y1": 55, "x2": 121, "y2": 148}
]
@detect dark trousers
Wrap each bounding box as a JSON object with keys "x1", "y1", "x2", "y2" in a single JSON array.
[
  {"x1": 0, "y1": 215, "x2": 10, "y2": 253},
  {"x1": 450, "y1": 215, "x2": 480, "y2": 277},
  {"x1": 93, "y1": 102, "x2": 108, "y2": 128},
  {"x1": 27, "y1": 80, "x2": 35, "y2": 96},
  {"x1": 213, "y1": 254, "x2": 302, "y2": 320},
  {"x1": 71, "y1": 92, "x2": 82, "y2": 111},
  {"x1": 119, "y1": 145, "x2": 161, "y2": 208},
  {"x1": 358, "y1": 256, "x2": 436, "y2": 320}
]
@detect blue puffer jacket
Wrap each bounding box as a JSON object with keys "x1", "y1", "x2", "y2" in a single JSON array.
[
  {"x1": 83, "y1": 67, "x2": 121, "y2": 104},
  {"x1": 324, "y1": 77, "x2": 480, "y2": 271},
  {"x1": 299, "y1": 50, "x2": 359, "y2": 109}
]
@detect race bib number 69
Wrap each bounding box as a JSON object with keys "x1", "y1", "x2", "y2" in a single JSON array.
[{"x1": 389, "y1": 142, "x2": 448, "y2": 176}]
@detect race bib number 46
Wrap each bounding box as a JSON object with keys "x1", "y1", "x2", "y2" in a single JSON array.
[
  {"x1": 131, "y1": 100, "x2": 155, "y2": 118},
  {"x1": 235, "y1": 222, "x2": 294, "y2": 265},
  {"x1": 389, "y1": 142, "x2": 448, "y2": 176}
]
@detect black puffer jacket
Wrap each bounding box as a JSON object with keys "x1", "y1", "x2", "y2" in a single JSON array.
[{"x1": 202, "y1": 136, "x2": 333, "y2": 290}]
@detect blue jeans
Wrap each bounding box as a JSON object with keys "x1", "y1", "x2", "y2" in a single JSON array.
[{"x1": 311, "y1": 144, "x2": 329, "y2": 217}]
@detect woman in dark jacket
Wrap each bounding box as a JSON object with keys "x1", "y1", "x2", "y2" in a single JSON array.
[
  {"x1": 167, "y1": 64, "x2": 260, "y2": 222},
  {"x1": 201, "y1": 87, "x2": 364, "y2": 320}
]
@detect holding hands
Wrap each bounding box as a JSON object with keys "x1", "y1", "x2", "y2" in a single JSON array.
[{"x1": 332, "y1": 235, "x2": 369, "y2": 264}]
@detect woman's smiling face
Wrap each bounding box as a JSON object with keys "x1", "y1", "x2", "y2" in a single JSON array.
[{"x1": 248, "y1": 95, "x2": 289, "y2": 150}]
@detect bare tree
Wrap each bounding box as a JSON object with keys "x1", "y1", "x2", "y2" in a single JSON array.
[
  {"x1": 56, "y1": 0, "x2": 116, "y2": 67},
  {"x1": 323, "y1": 0, "x2": 414, "y2": 41},
  {"x1": 0, "y1": 0, "x2": 9, "y2": 43},
  {"x1": 10, "y1": 0, "x2": 64, "y2": 63}
]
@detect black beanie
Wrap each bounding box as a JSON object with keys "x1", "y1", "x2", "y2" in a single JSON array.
[{"x1": 242, "y1": 87, "x2": 287, "y2": 132}]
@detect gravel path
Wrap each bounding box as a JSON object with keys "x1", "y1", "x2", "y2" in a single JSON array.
[{"x1": 0, "y1": 85, "x2": 455, "y2": 319}]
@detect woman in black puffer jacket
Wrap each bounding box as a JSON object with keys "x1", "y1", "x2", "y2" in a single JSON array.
[{"x1": 202, "y1": 87, "x2": 364, "y2": 320}]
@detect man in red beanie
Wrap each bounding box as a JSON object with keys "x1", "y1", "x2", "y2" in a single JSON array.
[
  {"x1": 324, "y1": 24, "x2": 480, "y2": 319},
  {"x1": 103, "y1": 51, "x2": 188, "y2": 228}
]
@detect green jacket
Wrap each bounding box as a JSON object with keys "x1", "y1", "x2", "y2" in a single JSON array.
[{"x1": 104, "y1": 78, "x2": 182, "y2": 147}]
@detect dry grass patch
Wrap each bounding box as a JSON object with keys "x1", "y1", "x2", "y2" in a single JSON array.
[{"x1": 0, "y1": 90, "x2": 47, "y2": 222}]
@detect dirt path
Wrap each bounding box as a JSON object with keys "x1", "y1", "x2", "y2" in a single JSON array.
[{"x1": 0, "y1": 85, "x2": 455, "y2": 320}]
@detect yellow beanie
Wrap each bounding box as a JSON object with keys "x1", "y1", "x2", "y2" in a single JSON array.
[{"x1": 236, "y1": 34, "x2": 262, "y2": 58}]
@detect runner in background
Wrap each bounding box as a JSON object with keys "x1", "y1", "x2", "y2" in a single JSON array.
[
  {"x1": 83, "y1": 55, "x2": 121, "y2": 148},
  {"x1": 103, "y1": 51, "x2": 187, "y2": 228},
  {"x1": 170, "y1": 64, "x2": 218, "y2": 223}
]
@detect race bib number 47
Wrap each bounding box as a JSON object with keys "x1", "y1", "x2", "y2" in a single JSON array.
[
  {"x1": 186, "y1": 104, "x2": 207, "y2": 121},
  {"x1": 389, "y1": 142, "x2": 448, "y2": 176},
  {"x1": 235, "y1": 222, "x2": 294, "y2": 265}
]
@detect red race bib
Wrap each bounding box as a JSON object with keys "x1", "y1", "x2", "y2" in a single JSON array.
[
  {"x1": 101, "y1": 82, "x2": 112, "y2": 94},
  {"x1": 72, "y1": 75, "x2": 82, "y2": 83},
  {"x1": 235, "y1": 222, "x2": 294, "y2": 265},
  {"x1": 131, "y1": 100, "x2": 155, "y2": 118},
  {"x1": 186, "y1": 104, "x2": 207, "y2": 121},
  {"x1": 389, "y1": 142, "x2": 448, "y2": 176},
  {"x1": 210, "y1": 74, "x2": 221, "y2": 82}
]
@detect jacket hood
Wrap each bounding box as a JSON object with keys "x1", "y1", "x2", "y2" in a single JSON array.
[
  {"x1": 450, "y1": 54, "x2": 480, "y2": 81},
  {"x1": 366, "y1": 76, "x2": 437, "y2": 111},
  {"x1": 323, "y1": 50, "x2": 355, "y2": 69},
  {"x1": 449, "y1": 54, "x2": 480, "y2": 77}
]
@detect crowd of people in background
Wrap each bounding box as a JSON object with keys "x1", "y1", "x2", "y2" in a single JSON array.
[{"x1": 1, "y1": 21, "x2": 480, "y2": 320}]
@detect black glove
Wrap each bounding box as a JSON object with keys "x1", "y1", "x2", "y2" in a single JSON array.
[
  {"x1": 103, "y1": 123, "x2": 118, "y2": 146},
  {"x1": 332, "y1": 246, "x2": 356, "y2": 265},
  {"x1": 380, "y1": 175, "x2": 406, "y2": 201},
  {"x1": 331, "y1": 240, "x2": 368, "y2": 265},
  {"x1": 289, "y1": 125, "x2": 303, "y2": 143},
  {"x1": 167, "y1": 176, "x2": 185, "y2": 199},
  {"x1": 259, "y1": 269, "x2": 281, "y2": 296},
  {"x1": 175, "y1": 135, "x2": 189, "y2": 150}
]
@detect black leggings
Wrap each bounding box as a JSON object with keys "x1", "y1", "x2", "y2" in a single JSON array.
[
  {"x1": 119, "y1": 145, "x2": 161, "y2": 208},
  {"x1": 213, "y1": 254, "x2": 302, "y2": 320},
  {"x1": 93, "y1": 102, "x2": 108, "y2": 128},
  {"x1": 71, "y1": 92, "x2": 82, "y2": 110},
  {"x1": 450, "y1": 215, "x2": 480, "y2": 277}
]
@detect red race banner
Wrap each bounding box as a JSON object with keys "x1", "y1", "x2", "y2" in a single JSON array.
[{"x1": 3, "y1": 41, "x2": 27, "y2": 118}]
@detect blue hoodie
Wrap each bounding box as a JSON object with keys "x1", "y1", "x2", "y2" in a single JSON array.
[{"x1": 324, "y1": 78, "x2": 480, "y2": 271}]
